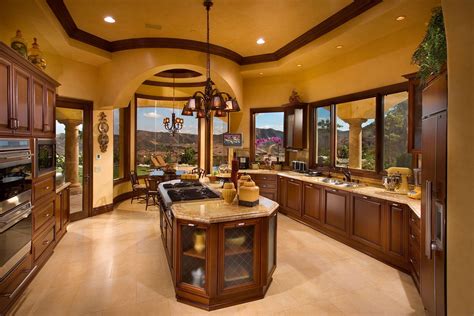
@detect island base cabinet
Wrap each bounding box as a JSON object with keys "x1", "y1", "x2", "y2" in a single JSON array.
[{"x1": 171, "y1": 213, "x2": 276, "y2": 311}]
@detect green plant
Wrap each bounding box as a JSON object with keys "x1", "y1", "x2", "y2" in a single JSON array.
[
  {"x1": 412, "y1": 7, "x2": 447, "y2": 83},
  {"x1": 181, "y1": 147, "x2": 197, "y2": 165}
]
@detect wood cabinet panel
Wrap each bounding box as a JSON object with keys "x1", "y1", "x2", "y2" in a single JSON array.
[
  {"x1": 32, "y1": 198, "x2": 55, "y2": 235},
  {"x1": 32, "y1": 79, "x2": 45, "y2": 134},
  {"x1": 61, "y1": 187, "x2": 70, "y2": 227},
  {"x1": 277, "y1": 176, "x2": 287, "y2": 210},
  {"x1": 0, "y1": 254, "x2": 33, "y2": 315},
  {"x1": 32, "y1": 224, "x2": 55, "y2": 262},
  {"x1": 350, "y1": 195, "x2": 385, "y2": 250},
  {"x1": 260, "y1": 190, "x2": 276, "y2": 202},
  {"x1": 0, "y1": 57, "x2": 13, "y2": 134},
  {"x1": 285, "y1": 179, "x2": 302, "y2": 217},
  {"x1": 323, "y1": 189, "x2": 349, "y2": 236},
  {"x1": 32, "y1": 173, "x2": 55, "y2": 203},
  {"x1": 302, "y1": 182, "x2": 322, "y2": 225},
  {"x1": 55, "y1": 192, "x2": 62, "y2": 233},
  {"x1": 12, "y1": 66, "x2": 31, "y2": 135},
  {"x1": 44, "y1": 86, "x2": 55, "y2": 136},
  {"x1": 387, "y1": 203, "x2": 408, "y2": 259}
]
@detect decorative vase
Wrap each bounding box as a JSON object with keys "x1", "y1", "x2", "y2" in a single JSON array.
[
  {"x1": 10, "y1": 30, "x2": 27, "y2": 58},
  {"x1": 28, "y1": 38, "x2": 46, "y2": 70},
  {"x1": 193, "y1": 232, "x2": 206, "y2": 254},
  {"x1": 222, "y1": 182, "x2": 237, "y2": 204}
]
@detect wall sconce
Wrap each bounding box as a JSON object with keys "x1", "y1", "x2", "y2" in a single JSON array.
[{"x1": 97, "y1": 112, "x2": 109, "y2": 153}]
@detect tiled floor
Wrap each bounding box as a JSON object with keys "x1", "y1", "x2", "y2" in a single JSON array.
[{"x1": 9, "y1": 200, "x2": 424, "y2": 315}]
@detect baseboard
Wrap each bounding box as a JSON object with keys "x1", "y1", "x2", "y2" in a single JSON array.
[
  {"x1": 92, "y1": 203, "x2": 114, "y2": 216},
  {"x1": 113, "y1": 191, "x2": 134, "y2": 205}
]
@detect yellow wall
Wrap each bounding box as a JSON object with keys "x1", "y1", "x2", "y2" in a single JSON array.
[{"x1": 442, "y1": 1, "x2": 474, "y2": 314}]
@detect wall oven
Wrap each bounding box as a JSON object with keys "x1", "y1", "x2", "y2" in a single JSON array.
[
  {"x1": 0, "y1": 139, "x2": 33, "y2": 280},
  {"x1": 36, "y1": 138, "x2": 55, "y2": 176}
]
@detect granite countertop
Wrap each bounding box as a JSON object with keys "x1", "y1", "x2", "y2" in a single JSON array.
[
  {"x1": 239, "y1": 169, "x2": 421, "y2": 218},
  {"x1": 171, "y1": 196, "x2": 279, "y2": 224},
  {"x1": 56, "y1": 182, "x2": 71, "y2": 193}
]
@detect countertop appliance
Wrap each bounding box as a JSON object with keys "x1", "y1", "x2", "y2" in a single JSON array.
[
  {"x1": 36, "y1": 139, "x2": 55, "y2": 176},
  {"x1": 238, "y1": 156, "x2": 249, "y2": 170},
  {"x1": 0, "y1": 139, "x2": 32, "y2": 216},
  {"x1": 291, "y1": 160, "x2": 307, "y2": 173},
  {"x1": 384, "y1": 167, "x2": 412, "y2": 194},
  {"x1": 159, "y1": 180, "x2": 220, "y2": 206}
]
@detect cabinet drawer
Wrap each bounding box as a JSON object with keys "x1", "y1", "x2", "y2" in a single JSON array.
[
  {"x1": 409, "y1": 224, "x2": 421, "y2": 248},
  {"x1": 252, "y1": 174, "x2": 277, "y2": 182},
  {"x1": 409, "y1": 211, "x2": 420, "y2": 230},
  {"x1": 409, "y1": 244, "x2": 420, "y2": 277},
  {"x1": 32, "y1": 225, "x2": 55, "y2": 261},
  {"x1": 0, "y1": 254, "x2": 33, "y2": 312},
  {"x1": 33, "y1": 199, "x2": 54, "y2": 234},
  {"x1": 254, "y1": 180, "x2": 277, "y2": 190},
  {"x1": 33, "y1": 174, "x2": 55, "y2": 202}
]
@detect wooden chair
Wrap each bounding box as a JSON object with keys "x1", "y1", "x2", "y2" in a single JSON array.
[
  {"x1": 191, "y1": 167, "x2": 205, "y2": 179},
  {"x1": 144, "y1": 178, "x2": 160, "y2": 210},
  {"x1": 130, "y1": 171, "x2": 146, "y2": 204},
  {"x1": 151, "y1": 155, "x2": 167, "y2": 169}
]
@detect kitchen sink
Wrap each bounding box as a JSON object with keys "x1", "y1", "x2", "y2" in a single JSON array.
[
  {"x1": 336, "y1": 183, "x2": 359, "y2": 188},
  {"x1": 321, "y1": 178, "x2": 344, "y2": 185}
]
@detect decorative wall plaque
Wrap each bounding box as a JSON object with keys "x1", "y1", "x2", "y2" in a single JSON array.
[{"x1": 97, "y1": 112, "x2": 109, "y2": 153}]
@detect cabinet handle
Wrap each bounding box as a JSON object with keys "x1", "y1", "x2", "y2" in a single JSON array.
[
  {"x1": 331, "y1": 189, "x2": 337, "y2": 193},
  {"x1": 44, "y1": 213, "x2": 50, "y2": 217},
  {"x1": 262, "y1": 185, "x2": 267, "y2": 188},
  {"x1": 187, "y1": 223, "x2": 195, "y2": 227},
  {"x1": 237, "y1": 222, "x2": 245, "y2": 226},
  {"x1": 42, "y1": 240, "x2": 50, "y2": 245},
  {"x1": 409, "y1": 258, "x2": 415, "y2": 264},
  {"x1": 45, "y1": 186, "x2": 50, "y2": 190},
  {"x1": 392, "y1": 203, "x2": 399, "y2": 207},
  {"x1": 411, "y1": 234, "x2": 416, "y2": 240},
  {"x1": 410, "y1": 218, "x2": 415, "y2": 223},
  {"x1": 362, "y1": 196, "x2": 368, "y2": 200},
  {"x1": 1, "y1": 265, "x2": 38, "y2": 298}
]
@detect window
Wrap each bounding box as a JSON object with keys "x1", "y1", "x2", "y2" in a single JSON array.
[
  {"x1": 310, "y1": 83, "x2": 411, "y2": 176},
  {"x1": 314, "y1": 106, "x2": 331, "y2": 166},
  {"x1": 135, "y1": 99, "x2": 199, "y2": 176},
  {"x1": 212, "y1": 114, "x2": 228, "y2": 170},
  {"x1": 383, "y1": 91, "x2": 412, "y2": 168},
  {"x1": 252, "y1": 111, "x2": 285, "y2": 163},
  {"x1": 113, "y1": 106, "x2": 129, "y2": 181},
  {"x1": 335, "y1": 98, "x2": 376, "y2": 171}
]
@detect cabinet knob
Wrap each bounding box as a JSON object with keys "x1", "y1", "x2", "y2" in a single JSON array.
[
  {"x1": 362, "y1": 196, "x2": 368, "y2": 200},
  {"x1": 410, "y1": 218, "x2": 415, "y2": 223},
  {"x1": 392, "y1": 203, "x2": 399, "y2": 207},
  {"x1": 187, "y1": 223, "x2": 195, "y2": 227},
  {"x1": 42, "y1": 240, "x2": 50, "y2": 246},
  {"x1": 237, "y1": 222, "x2": 245, "y2": 226},
  {"x1": 45, "y1": 186, "x2": 50, "y2": 190},
  {"x1": 331, "y1": 189, "x2": 337, "y2": 193},
  {"x1": 409, "y1": 258, "x2": 415, "y2": 264},
  {"x1": 44, "y1": 213, "x2": 50, "y2": 217},
  {"x1": 411, "y1": 234, "x2": 416, "y2": 240}
]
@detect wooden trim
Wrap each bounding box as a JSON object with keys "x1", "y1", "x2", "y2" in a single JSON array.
[
  {"x1": 143, "y1": 80, "x2": 209, "y2": 88},
  {"x1": 56, "y1": 96, "x2": 93, "y2": 221},
  {"x1": 135, "y1": 93, "x2": 191, "y2": 102},
  {"x1": 91, "y1": 203, "x2": 114, "y2": 216},
  {"x1": 156, "y1": 69, "x2": 202, "y2": 78},
  {"x1": 46, "y1": 0, "x2": 382, "y2": 65}
]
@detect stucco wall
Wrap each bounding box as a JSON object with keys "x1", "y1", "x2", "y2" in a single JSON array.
[{"x1": 442, "y1": 1, "x2": 474, "y2": 314}]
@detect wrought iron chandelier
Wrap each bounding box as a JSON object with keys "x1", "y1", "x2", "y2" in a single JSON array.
[
  {"x1": 163, "y1": 77, "x2": 184, "y2": 136},
  {"x1": 181, "y1": 0, "x2": 240, "y2": 119}
]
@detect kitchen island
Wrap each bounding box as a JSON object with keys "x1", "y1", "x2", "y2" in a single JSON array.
[{"x1": 158, "y1": 180, "x2": 278, "y2": 311}]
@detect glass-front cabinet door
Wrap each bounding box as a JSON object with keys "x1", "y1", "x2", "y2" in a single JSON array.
[
  {"x1": 177, "y1": 221, "x2": 209, "y2": 294},
  {"x1": 219, "y1": 219, "x2": 261, "y2": 294}
]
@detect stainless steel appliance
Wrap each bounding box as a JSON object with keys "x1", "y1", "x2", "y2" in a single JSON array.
[
  {"x1": 238, "y1": 156, "x2": 249, "y2": 169},
  {"x1": 36, "y1": 138, "x2": 55, "y2": 176},
  {"x1": 291, "y1": 160, "x2": 307, "y2": 173},
  {"x1": 0, "y1": 138, "x2": 33, "y2": 280},
  {"x1": 0, "y1": 139, "x2": 32, "y2": 215}
]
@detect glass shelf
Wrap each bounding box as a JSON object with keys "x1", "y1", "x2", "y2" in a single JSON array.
[{"x1": 180, "y1": 225, "x2": 207, "y2": 289}]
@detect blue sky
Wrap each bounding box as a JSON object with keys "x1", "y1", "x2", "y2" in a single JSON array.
[
  {"x1": 56, "y1": 121, "x2": 82, "y2": 134},
  {"x1": 255, "y1": 112, "x2": 284, "y2": 131}
]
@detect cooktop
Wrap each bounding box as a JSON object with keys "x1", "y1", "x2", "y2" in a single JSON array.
[
  {"x1": 167, "y1": 187, "x2": 219, "y2": 202},
  {"x1": 163, "y1": 182, "x2": 202, "y2": 189}
]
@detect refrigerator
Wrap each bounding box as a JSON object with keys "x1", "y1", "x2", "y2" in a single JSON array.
[{"x1": 420, "y1": 70, "x2": 447, "y2": 316}]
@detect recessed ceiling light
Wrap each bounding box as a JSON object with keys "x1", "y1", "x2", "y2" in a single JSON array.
[
  {"x1": 259, "y1": 72, "x2": 263, "y2": 75},
  {"x1": 256, "y1": 38, "x2": 265, "y2": 45},
  {"x1": 104, "y1": 16, "x2": 116, "y2": 23},
  {"x1": 297, "y1": 64, "x2": 302, "y2": 67},
  {"x1": 396, "y1": 15, "x2": 406, "y2": 21},
  {"x1": 336, "y1": 45, "x2": 343, "y2": 49}
]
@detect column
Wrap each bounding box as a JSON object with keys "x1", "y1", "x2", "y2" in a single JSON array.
[
  {"x1": 59, "y1": 119, "x2": 82, "y2": 188},
  {"x1": 345, "y1": 118, "x2": 367, "y2": 169}
]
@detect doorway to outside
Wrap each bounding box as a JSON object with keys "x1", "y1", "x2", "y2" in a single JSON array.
[{"x1": 55, "y1": 96, "x2": 93, "y2": 221}]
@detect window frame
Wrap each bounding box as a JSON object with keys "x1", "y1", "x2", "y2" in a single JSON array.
[
  {"x1": 113, "y1": 104, "x2": 131, "y2": 184},
  {"x1": 309, "y1": 82, "x2": 409, "y2": 179},
  {"x1": 211, "y1": 113, "x2": 229, "y2": 169},
  {"x1": 134, "y1": 94, "x2": 201, "y2": 177},
  {"x1": 250, "y1": 107, "x2": 288, "y2": 164}
]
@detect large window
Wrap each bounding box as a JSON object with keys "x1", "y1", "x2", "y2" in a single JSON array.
[
  {"x1": 135, "y1": 99, "x2": 199, "y2": 176},
  {"x1": 113, "y1": 106, "x2": 129, "y2": 181},
  {"x1": 311, "y1": 84, "x2": 411, "y2": 175},
  {"x1": 212, "y1": 114, "x2": 228, "y2": 170},
  {"x1": 383, "y1": 91, "x2": 411, "y2": 168},
  {"x1": 252, "y1": 111, "x2": 285, "y2": 163}
]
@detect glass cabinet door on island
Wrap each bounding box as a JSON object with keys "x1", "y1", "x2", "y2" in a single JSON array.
[
  {"x1": 219, "y1": 219, "x2": 261, "y2": 293},
  {"x1": 177, "y1": 222, "x2": 208, "y2": 293}
]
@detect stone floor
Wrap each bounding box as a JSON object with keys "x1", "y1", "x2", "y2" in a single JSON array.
[{"x1": 9, "y1": 200, "x2": 424, "y2": 315}]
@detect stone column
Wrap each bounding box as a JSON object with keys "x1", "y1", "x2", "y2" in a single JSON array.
[
  {"x1": 59, "y1": 119, "x2": 82, "y2": 188},
  {"x1": 345, "y1": 118, "x2": 367, "y2": 169}
]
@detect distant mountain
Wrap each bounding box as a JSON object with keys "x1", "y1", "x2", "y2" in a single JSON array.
[{"x1": 256, "y1": 128, "x2": 284, "y2": 140}]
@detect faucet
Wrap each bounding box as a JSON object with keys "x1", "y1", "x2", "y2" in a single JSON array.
[{"x1": 342, "y1": 168, "x2": 352, "y2": 183}]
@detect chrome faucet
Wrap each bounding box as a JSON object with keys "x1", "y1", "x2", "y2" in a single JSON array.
[{"x1": 342, "y1": 168, "x2": 352, "y2": 183}]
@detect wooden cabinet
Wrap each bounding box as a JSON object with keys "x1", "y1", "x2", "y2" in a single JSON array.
[
  {"x1": 285, "y1": 103, "x2": 307, "y2": 149},
  {"x1": 409, "y1": 210, "x2": 421, "y2": 290},
  {"x1": 302, "y1": 182, "x2": 322, "y2": 225},
  {"x1": 33, "y1": 198, "x2": 55, "y2": 234},
  {"x1": 277, "y1": 176, "x2": 287, "y2": 211},
  {"x1": 350, "y1": 194, "x2": 385, "y2": 251},
  {"x1": 32, "y1": 172, "x2": 55, "y2": 203},
  {"x1": 323, "y1": 188, "x2": 349, "y2": 236},
  {"x1": 55, "y1": 185, "x2": 70, "y2": 240},
  {"x1": 32, "y1": 224, "x2": 55, "y2": 262},
  {"x1": 285, "y1": 178, "x2": 302, "y2": 217},
  {"x1": 0, "y1": 42, "x2": 59, "y2": 138},
  {"x1": 386, "y1": 202, "x2": 408, "y2": 260},
  {"x1": 252, "y1": 174, "x2": 277, "y2": 202}
]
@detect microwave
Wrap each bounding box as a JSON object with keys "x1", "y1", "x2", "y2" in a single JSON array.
[{"x1": 36, "y1": 139, "x2": 56, "y2": 176}]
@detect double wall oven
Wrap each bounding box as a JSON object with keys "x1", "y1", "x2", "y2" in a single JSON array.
[{"x1": 0, "y1": 139, "x2": 33, "y2": 280}]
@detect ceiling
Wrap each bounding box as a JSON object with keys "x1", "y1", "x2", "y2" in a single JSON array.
[{"x1": 64, "y1": 0, "x2": 352, "y2": 56}]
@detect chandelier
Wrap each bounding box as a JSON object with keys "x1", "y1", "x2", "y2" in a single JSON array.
[
  {"x1": 163, "y1": 76, "x2": 184, "y2": 136},
  {"x1": 181, "y1": 0, "x2": 240, "y2": 119}
]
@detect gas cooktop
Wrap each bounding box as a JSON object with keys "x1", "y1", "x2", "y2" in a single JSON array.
[
  {"x1": 163, "y1": 182, "x2": 202, "y2": 189},
  {"x1": 167, "y1": 187, "x2": 219, "y2": 202}
]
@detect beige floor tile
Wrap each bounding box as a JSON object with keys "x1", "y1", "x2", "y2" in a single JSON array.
[{"x1": 8, "y1": 201, "x2": 424, "y2": 315}]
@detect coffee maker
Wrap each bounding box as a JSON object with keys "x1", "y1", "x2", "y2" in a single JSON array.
[{"x1": 238, "y1": 156, "x2": 250, "y2": 169}]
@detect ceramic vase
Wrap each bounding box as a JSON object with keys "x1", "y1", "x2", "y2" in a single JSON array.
[
  {"x1": 10, "y1": 30, "x2": 27, "y2": 58},
  {"x1": 222, "y1": 183, "x2": 237, "y2": 204},
  {"x1": 28, "y1": 38, "x2": 46, "y2": 70},
  {"x1": 193, "y1": 232, "x2": 206, "y2": 254}
]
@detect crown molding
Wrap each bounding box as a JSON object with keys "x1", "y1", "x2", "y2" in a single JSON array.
[
  {"x1": 135, "y1": 93, "x2": 191, "y2": 101},
  {"x1": 46, "y1": 0, "x2": 382, "y2": 65}
]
